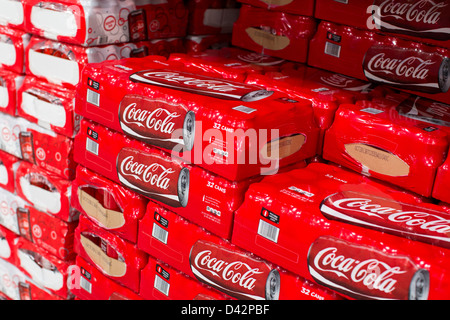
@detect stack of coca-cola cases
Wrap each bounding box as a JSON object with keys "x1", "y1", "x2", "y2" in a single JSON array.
[{"x1": 0, "y1": 0, "x2": 449, "y2": 302}]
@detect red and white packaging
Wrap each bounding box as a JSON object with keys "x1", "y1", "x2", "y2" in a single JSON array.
[
  {"x1": 308, "y1": 21, "x2": 450, "y2": 104},
  {"x1": 138, "y1": 201, "x2": 343, "y2": 300},
  {"x1": 314, "y1": 0, "x2": 450, "y2": 49},
  {"x1": 23, "y1": 0, "x2": 136, "y2": 47},
  {"x1": 232, "y1": 162, "x2": 450, "y2": 300},
  {"x1": 323, "y1": 96, "x2": 449, "y2": 197},
  {"x1": 0, "y1": 112, "x2": 76, "y2": 180},
  {"x1": 0, "y1": 187, "x2": 29, "y2": 235},
  {"x1": 238, "y1": 0, "x2": 314, "y2": 15},
  {"x1": 70, "y1": 256, "x2": 142, "y2": 300},
  {"x1": 74, "y1": 119, "x2": 257, "y2": 239},
  {"x1": 0, "y1": 69, "x2": 25, "y2": 116},
  {"x1": 15, "y1": 159, "x2": 77, "y2": 222},
  {"x1": 74, "y1": 214, "x2": 148, "y2": 293},
  {"x1": 71, "y1": 165, "x2": 148, "y2": 243},
  {"x1": 17, "y1": 76, "x2": 80, "y2": 138},
  {"x1": 184, "y1": 34, "x2": 231, "y2": 54},
  {"x1": 132, "y1": 0, "x2": 188, "y2": 40},
  {"x1": 0, "y1": 257, "x2": 66, "y2": 300},
  {"x1": 0, "y1": 0, "x2": 25, "y2": 30},
  {"x1": 187, "y1": 0, "x2": 240, "y2": 35},
  {"x1": 76, "y1": 57, "x2": 320, "y2": 182},
  {"x1": 16, "y1": 204, "x2": 77, "y2": 261},
  {"x1": 0, "y1": 224, "x2": 19, "y2": 265},
  {"x1": 0, "y1": 149, "x2": 20, "y2": 194},
  {"x1": 232, "y1": 5, "x2": 316, "y2": 63},
  {"x1": 140, "y1": 256, "x2": 231, "y2": 300},
  {"x1": 0, "y1": 25, "x2": 30, "y2": 74},
  {"x1": 16, "y1": 237, "x2": 74, "y2": 299},
  {"x1": 25, "y1": 36, "x2": 138, "y2": 89},
  {"x1": 434, "y1": 154, "x2": 450, "y2": 203},
  {"x1": 245, "y1": 65, "x2": 400, "y2": 153}
]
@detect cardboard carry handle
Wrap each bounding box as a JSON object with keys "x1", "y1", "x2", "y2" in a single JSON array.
[
  {"x1": 245, "y1": 27, "x2": 290, "y2": 51},
  {"x1": 262, "y1": 134, "x2": 306, "y2": 160}
]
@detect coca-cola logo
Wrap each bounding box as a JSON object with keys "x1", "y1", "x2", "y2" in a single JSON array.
[
  {"x1": 320, "y1": 191, "x2": 450, "y2": 248},
  {"x1": 118, "y1": 155, "x2": 174, "y2": 190},
  {"x1": 192, "y1": 249, "x2": 263, "y2": 292},
  {"x1": 374, "y1": 0, "x2": 447, "y2": 26},
  {"x1": 122, "y1": 103, "x2": 180, "y2": 135},
  {"x1": 366, "y1": 53, "x2": 434, "y2": 80}
]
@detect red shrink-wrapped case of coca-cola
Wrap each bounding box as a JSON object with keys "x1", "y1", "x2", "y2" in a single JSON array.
[
  {"x1": 0, "y1": 149, "x2": 20, "y2": 194},
  {"x1": 232, "y1": 5, "x2": 316, "y2": 63},
  {"x1": 0, "y1": 25, "x2": 30, "y2": 74},
  {"x1": 16, "y1": 237, "x2": 75, "y2": 299},
  {"x1": 238, "y1": 0, "x2": 315, "y2": 15},
  {"x1": 133, "y1": 38, "x2": 185, "y2": 58},
  {"x1": 323, "y1": 96, "x2": 449, "y2": 197},
  {"x1": 187, "y1": 0, "x2": 240, "y2": 35},
  {"x1": 0, "y1": 69, "x2": 24, "y2": 116},
  {"x1": 17, "y1": 76, "x2": 80, "y2": 138},
  {"x1": 232, "y1": 162, "x2": 450, "y2": 300},
  {"x1": 0, "y1": 224, "x2": 19, "y2": 265},
  {"x1": 23, "y1": 0, "x2": 136, "y2": 47},
  {"x1": 133, "y1": 0, "x2": 188, "y2": 40},
  {"x1": 25, "y1": 36, "x2": 138, "y2": 89},
  {"x1": 434, "y1": 149, "x2": 450, "y2": 203},
  {"x1": 15, "y1": 160, "x2": 77, "y2": 222},
  {"x1": 308, "y1": 21, "x2": 450, "y2": 104},
  {"x1": 140, "y1": 256, "x2": 231, "y2": 300},
  {"x1": 74, "y1": 119, "x2": 256, "y2": 239},
  {"x1": 71, "y1": 165, "x2": 148, "y2": 243},
  {"x1": 314, "y1": 0, "x2": 450, "y2": 49},
  {"x1": 0, "y1": 187, "x2": 30, "y2": 235},
  {"x1": 70, "y1": 256, "x2": 142, "y2": 300},
  {"x1": 0, "y1": 0, "x2": 25, "y2": 30},
  {"x1": 138, "y1": 201, "x2": 344, "y2": 300},
  {"x1": 184, "y1": 34, "x2": 232, "y2": 54},
  {"x1": 0, "y1": 112, "x2": 76, "y2": 180},
  {"x1": 75, "y1": 56, "x2": 319, "y2": 182},
  {"x1": 74, "y1": 214, "x2": 148, "y2": 293}
]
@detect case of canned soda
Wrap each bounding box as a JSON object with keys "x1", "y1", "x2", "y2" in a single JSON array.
[{"x1": 0, "y1": 0, "x2": 450, "y2": 303}]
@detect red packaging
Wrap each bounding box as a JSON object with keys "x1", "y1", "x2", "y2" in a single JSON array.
[
  {"x1": 187, "y1": 0, "x2": 240, "y2": 35},
  {"x1": 0, "y1": 224, "x2": 19, "y2": 265},
  {"x1": 23, "y1": 0, "x2": 136, "y2": 47},
  {"x1": 71, "y1": 165, "x2": 148, "y2": 243},
  {"x1": 70, "y1": 256, "x2": 142, "y2": 300},
  {"x1": 314, "y1": 0, "x2": 450, "y2": 49},
  {"x1": 0, "y1": 69, "x2": 25, "y2": 116},
  {"x1": 0, "y1": 25, "x2": 30, "y2": 74},
  {"x1": 0, "y1": 0, "x2": 25, "y2": 30},
  {"x1": 232, "y1": 162, "x2": 450, "y2": 300},
  {"x1": 76, "y1": 57, "x2": 320, "y2": 182},
  {"x1": 15, "y1": 161, "x2": 77, "y2": 222},
  {"x1": 184, "y1": 34, "x2": 232, "y2": 54},
  {"x1": 74, "y1": 119, "x2": 257, "y2": 239},
  {"x1": 18, "y1": 76, "x2": 80, "y2": 138},
  {"x1": 434, "y1": 148, "x2": 450, "y2": 203},
  {"x1": 132, "y1": 38, "x2": 185, "y2": 58},
  {"x1": 232, "y1": 5, "x2": 317, "y2": 63},
  {"x1": 138, "y1": 201, "x2": 343, "y2": 300},
  {"x1": 134, "y1": 0, "x2": 188, "y2": 40},
  {"x1": 308, "y1": 21, "x2": 450, "y2": 104},
  {"x1": 74, "y1": 214, "x2": 148, "y2": 293},
  {"x1": 238, "y1": 0, "x2": 314, "y2": 15},
  {"x1": 0, "y1": 112, "x2": 76, "y2": 180},
  {"x1": 323, "y1": 96, "x2": 449, "y2": 197},
  {"x1": 25, "y1": 36, "x2": 138, "y2": 89},
  {"x1": 0, "y1": 187, "x2": 29, "y2": 235},
  {"x1": 140, "y1": 256, "x2": 231, "y2": 300},
  {"x1": 0, "y1": 150, "x2": 20, "y2": 194},
  {"x1": 16, "y1": 237, "x2": 74, "y2": 299}
]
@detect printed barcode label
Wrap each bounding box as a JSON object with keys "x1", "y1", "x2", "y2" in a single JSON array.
[
  {"x1": 334, "y1": 0, "x2": 348, "y2": 3},
  {"x1": 87, "y1": 89, "x2": 100, "y2": 106},
  {"x1": 360, "y1": 107, "x2": 384, "y2": 115},
  {"x1": 86, "y1": 138, "x2": 99, "y2": 155},
  {"x1": 258, "y1": 219, "x2": 279, "y2": 243},
  {"x1": 233, "y1": 105, "x2": 257, "y2": 114},
  {"x1": 98, "y1": 36, "x2": 109, "y2": 45},
  {"x1": 152, "y1": 223, "x2": 168, "y2": 244},
  {"x1": 325, "y1": 41, "x2": 341, "y2": 58},
  {"x1": 80, "y1": 276, "x2": 92, "y2": 294},
  {"x1": 154, "y1": 275, "x2": 170, "y2": 296}
]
